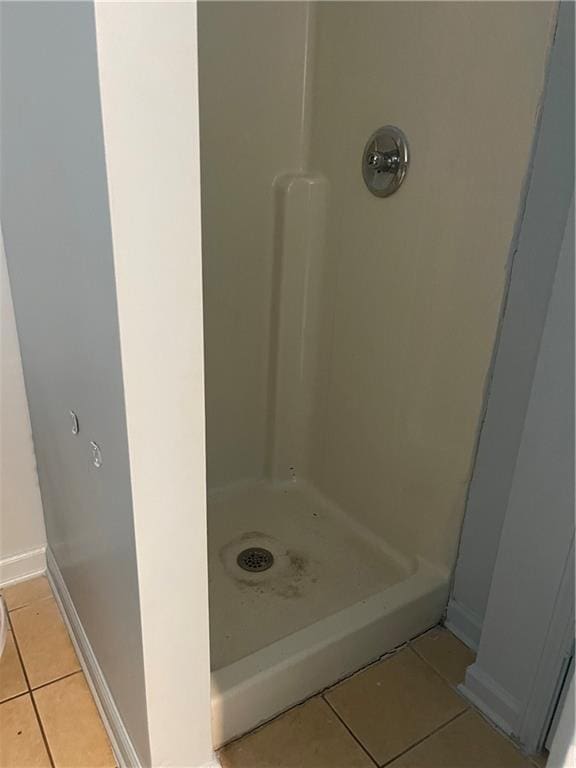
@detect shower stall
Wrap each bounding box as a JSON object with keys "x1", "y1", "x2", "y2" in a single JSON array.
[{"x1": 198, "y1": 1, "x2": 555, "y2": 746}]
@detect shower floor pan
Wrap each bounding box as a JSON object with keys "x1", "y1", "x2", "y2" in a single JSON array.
[{"x1": 208, "y1": 480, "x2": 449, "y2": 746}]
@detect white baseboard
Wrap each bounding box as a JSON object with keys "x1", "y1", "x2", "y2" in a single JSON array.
[
  {"x1": 46, "y1": 549, "x2": 143, "y2": 768},
  {"x1": 445, "y1": 598, "x2": 482, "y2": 651},
  {"x1": 459, "y1": 661, "x2": 521, "y2": 737},
  {"x1": 0, "y1": 546, "x2": 46, "y2": 587}
]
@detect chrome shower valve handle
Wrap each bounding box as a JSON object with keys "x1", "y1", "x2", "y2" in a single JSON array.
[
  {"x1": 362, "y1": 126, "x2": 409, "y2": 197},
  {"x1": 366, "y1": 148, "x2": 401, "y2": 174}
]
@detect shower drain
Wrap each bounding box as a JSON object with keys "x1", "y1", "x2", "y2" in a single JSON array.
[{"x1": 237, "y1": 547, "x2": 275, "y2": 573}]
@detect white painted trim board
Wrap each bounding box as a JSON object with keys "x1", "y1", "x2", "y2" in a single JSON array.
[{"x1": 0, "y1": 546, "x2": 46, "y2": 587}]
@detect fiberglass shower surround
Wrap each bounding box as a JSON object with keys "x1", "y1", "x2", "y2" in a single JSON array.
[{"x1": 198, "y1": 0, "x2": 556, "y2": 746}]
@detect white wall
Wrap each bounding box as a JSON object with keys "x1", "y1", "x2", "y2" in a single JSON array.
[
  {"x1": 0, "y1": 234, "x2": 46, "y2": 583},
  {"x1": 94, "y1": 2, "x2": 214, "y2": 765}
]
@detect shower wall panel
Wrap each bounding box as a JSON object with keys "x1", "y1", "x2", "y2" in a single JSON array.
[{"x1": 308, "y1": 1, "x2": 556, "y2": 568}]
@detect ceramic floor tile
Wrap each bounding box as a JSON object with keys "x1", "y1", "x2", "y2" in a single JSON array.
[
  {"x1": 0, "y1": 694, "x2": 51, "y2": 767},
  {"x1": 34, "y1": 672, "x2": 116, "y2": 768},
  {"x1": 388, "y1": 710, "x2": 534, "y2": 768},
  {"x1": 10, "y1": 598, "x2": 80, "y2": 688},
  {"x1": 0, "y1": 631, "x2": 28, "y2": 702},
  {"x1": 325, "y1": 647, "x2": 467, "y2": 766},
  {"x1": 411, "y1": 626, "x2": 475, "y2": 686},
  {"x1": 1, "y1": 576, "x2": 52, "y2": 612},
  {"x1": 219, "y1": 697, "x2": 375, "y2": 768}
]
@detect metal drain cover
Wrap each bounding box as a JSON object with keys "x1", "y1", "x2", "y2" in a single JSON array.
[{"x1": 237, "y1": 547, "x2": 274, "y2": 573}]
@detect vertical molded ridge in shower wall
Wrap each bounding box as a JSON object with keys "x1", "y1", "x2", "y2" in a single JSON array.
[
  {"x1": 198, "y1": 1, "x2": 313, "y2": 489},
  {"x1": 266, "y1": 173, "x2": 328, "y2": 483}
]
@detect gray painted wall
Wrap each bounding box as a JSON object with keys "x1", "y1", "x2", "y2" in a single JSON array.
[
  {"x1": 462, "y1": 196, "x2": 574, "y2": 750},
  {"x1": 0, "y1": 2, "x2": 150, "y2": 762},
  {"x1": 447, "y1": 0, "x2": 574, "y2": 648}
]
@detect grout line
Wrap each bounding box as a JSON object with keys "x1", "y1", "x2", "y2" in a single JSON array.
[
  {"x1": 9, "y1": 599, "x2": 81, "y2": 693},
  {"x1": 407, "y1": 631, "x2": 476, "y2": 703},
  {"x1": 0, "y1": 631, "x2": 27, "y2": 704},
  {"x1": 322, "y1": 695, "x2": 380, "y2": 767},
  {"x1": 30, "y1": 670, "x2": 83, "y2": 694},
  {"x1": 378, "y1": 710, "x2": 469, "y2": 767},
  {"x1": 457, "y1": 691, "x2": 544, "y2": 764},
  {"x1": 408, "y1": 623, "x2": 441, "y2": 645},
  {"x1": 220, "y1": 627, "x2": 452, "y2": 755},
  {"x1": 409, "y1": 642, "x2": 468, "y2": 690},
  {"x1": 325, "y1": 642, "x2": 410, "y2": 696},
  {"x1": 28, "y1": 692, "x2": 57, "y2": 768},
  {"x1": 6, "y1": 614, "x2": 32, "y2": 697},
  {"x1": 0, "y1": 690, "x2": 30, "y2": 706},
  {"x1": 323, "y1": 648, "x2": 470, "y2": 768},
  {"x1": 224, "y1": 624, "x2": 535, "y2": 767},
  {"x1": 7, "y1": 611, "x2": 56, "y2": 768},
  {"x1": 402, "y1": 645, "x2": 470, "y2": 717},
  {"x1": 320, "y1": 633, "x2": 472, "y2": 768},
  {"x1": 423, "y1": 628, "x2": 545, "y2": 765},
  {"x1": 6, "y1": 595, "x2": 54, "y2": 615},
  {"x1": 218, "y1": 642, "x2": 412, "y2": 753}
]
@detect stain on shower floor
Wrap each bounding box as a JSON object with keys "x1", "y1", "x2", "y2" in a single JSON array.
[
  {"x1": 208, "y1": 480, "x2": 411, "y2": 670},
  {"x1": 219, "y1": 528, "x2": 319, "y2": 602}
]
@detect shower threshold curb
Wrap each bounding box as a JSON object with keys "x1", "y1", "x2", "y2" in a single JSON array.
[{"x1": 210, "y1": 558, "x2": 449, "y2": 747}]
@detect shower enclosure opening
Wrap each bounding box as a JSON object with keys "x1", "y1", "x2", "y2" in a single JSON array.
[{"x1": 198, "y1": 0, "x2": 556, "y2": 746}]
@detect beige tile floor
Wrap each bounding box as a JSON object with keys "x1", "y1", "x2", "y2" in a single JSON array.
[
  {"x1": 0, "y1": 578, "x2": 550, "y2": 768},
  {"x1": 0, "y1": 576, "x2": 116, "y2": 768},
  {"x1": 220, "y1": 626, "x2": 549, "y2": 768}
]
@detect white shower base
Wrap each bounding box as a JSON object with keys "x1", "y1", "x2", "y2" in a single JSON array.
[{"x1": 208, "y1": 480, "x2": 449, "y2": 747}]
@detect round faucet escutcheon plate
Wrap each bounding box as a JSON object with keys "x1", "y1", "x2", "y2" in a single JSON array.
[{"x1": 362, "y1": 126, "x2": 409, "y2": 198}]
